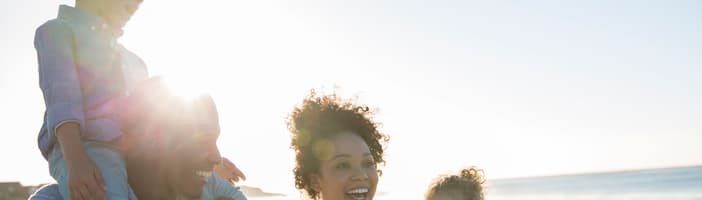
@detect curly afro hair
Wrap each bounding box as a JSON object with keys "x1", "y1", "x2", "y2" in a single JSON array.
[
  {"x1": 425, "y1": 166, "x2": 485, "y2": 200},
  {"x1": 288, "y1": 90, "x2": 389, "y2": 200}
]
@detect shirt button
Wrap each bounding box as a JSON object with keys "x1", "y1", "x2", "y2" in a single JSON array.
[{"x1": 90, "y1": 26, "x2": 96, "y2": 31}]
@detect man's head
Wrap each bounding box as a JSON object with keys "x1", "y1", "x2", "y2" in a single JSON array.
[
  {"x1": 165, "y1": 95, "x2": 223, "y2": 198},
  {"x1": 123, "y1": 77, "x2": 222, "y2": 198},
  {"x1": 76, "y1": 0, "x2": 143, "y2": 28}
]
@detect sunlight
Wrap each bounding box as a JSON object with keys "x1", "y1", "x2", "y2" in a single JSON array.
[{"x1": 161, "y1": 75, "x2": 211, "y2": 102}]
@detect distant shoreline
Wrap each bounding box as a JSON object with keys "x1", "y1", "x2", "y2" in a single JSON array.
[{"x1": 240, "y1": 185, "x2": 286, "y2": 197}]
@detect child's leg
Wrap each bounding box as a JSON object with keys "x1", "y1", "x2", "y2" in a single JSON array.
[
  {"x1": 47, "y1": 144, "x2": 72, "y2": 199},
  {"x1": 29, "y1": 183, "x2": 62, "y2": 200},
  {"x1": 48, "y1": 142, "x2": 136, "y2": 200}
]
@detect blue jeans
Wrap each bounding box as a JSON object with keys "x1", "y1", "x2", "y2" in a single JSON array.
[
  {"x1": 29, "y1": 184, "x2": 61, "y2": 200},
  {"x1": 29, "y1": 177, "x2": 248, "y2": 200},
  {"x1": 47, "y1": 142, "x2": 137, "y2": 200}
]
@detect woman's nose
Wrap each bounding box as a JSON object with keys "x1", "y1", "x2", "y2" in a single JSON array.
[{"x1": 351, "y1": 168, "x2": 369, "y2": 181}]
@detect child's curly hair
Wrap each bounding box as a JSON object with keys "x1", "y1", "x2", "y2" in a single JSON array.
[
  {"x1": 425, "y1": 166, "x2": 486, "y2": 200},
  {"x1": 287, "y1": 90, "x2": 389, "y2": 199}
]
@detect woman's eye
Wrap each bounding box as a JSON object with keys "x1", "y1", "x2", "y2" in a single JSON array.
[{"x1": 336, "y1": 162, "x2": 351, "y2": 169}]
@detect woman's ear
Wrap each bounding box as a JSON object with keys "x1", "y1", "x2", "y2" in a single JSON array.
[{"x1": 310, "y1": 174, "x2": 322, "y2": 192}]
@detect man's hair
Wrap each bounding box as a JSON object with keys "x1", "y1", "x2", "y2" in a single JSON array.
[
  {"x1": 425, "y1": 166, "x2": 486, "y2": 200},
  {"x1": 287, "y1": 90, "x2": 389, "y2": 199},
  {"x1": 121, "y1": 77, "x2": 219, "y2": 157}
]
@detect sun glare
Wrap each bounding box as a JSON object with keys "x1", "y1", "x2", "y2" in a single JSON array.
[{"x1": 161, "y1": 75, "x2": 211, "y2": 101}]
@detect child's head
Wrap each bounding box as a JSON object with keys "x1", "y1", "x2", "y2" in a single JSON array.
[
  {"x1": 425, "y1": 167, "x2": 485, "y2": 200},
  {"x1": 76, "y1": 0, "x2": 143, "y2": 28},
  {"x1": 288, "y1": 90, "x2": 389, "y2": 200}
]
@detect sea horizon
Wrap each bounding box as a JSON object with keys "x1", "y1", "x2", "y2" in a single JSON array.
[{"x1": 246, "y1": 165, "x2": 702, "y2": 200}]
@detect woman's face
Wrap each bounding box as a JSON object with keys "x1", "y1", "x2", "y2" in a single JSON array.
[{"x1": 312, "y1": 132, "x2": 379, "y2": 200}]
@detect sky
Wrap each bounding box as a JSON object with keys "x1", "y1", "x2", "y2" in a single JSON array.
[{"x1": 1, "y1": 0, "x2": 701, "y2": 197}]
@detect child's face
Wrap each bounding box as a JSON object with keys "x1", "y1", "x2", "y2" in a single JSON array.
[{"x1": 96, "y1": 0, "x2": 143, "y2": 28}]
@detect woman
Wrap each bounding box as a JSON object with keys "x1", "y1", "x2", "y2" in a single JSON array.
[{"x1": 288, "y1": 91, "x2": 389, "y2": 200}]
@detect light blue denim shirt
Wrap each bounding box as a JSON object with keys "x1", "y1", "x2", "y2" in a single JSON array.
[
  {"x1": 35, "y1": 5, "x2": 148, "y2": 159},
  {"x1": 194, "y1": 174, "x2": 248, "y2": 200}
]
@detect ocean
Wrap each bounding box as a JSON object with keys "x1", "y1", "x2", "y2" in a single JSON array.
[
  {"x1": 487, "y1": 165, "x2": 702, "y2": 200},
  {"x1": 249, "y1": 165, "x2": 702, "y2": 200}
]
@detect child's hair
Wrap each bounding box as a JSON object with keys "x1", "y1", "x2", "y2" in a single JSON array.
[
  {"x1": 425, "y1": 166, "x2": 485, "y2": 200},
  {"x1": 287, "y1": 90, "x2": 389, "y2": 199}
]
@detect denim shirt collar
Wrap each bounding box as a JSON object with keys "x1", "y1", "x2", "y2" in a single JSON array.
[{"x1": 57, "y1": 5, "x2": 123, "y2": 38}]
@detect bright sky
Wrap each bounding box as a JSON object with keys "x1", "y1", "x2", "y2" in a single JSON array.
[{"x1": 1, "y1": 0, "x2": 701, "y2": 198}]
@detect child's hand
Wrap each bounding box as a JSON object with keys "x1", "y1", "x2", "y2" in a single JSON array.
[
  {"x1": 56, "y1": 122, "x2": 106, "y2": 200},
  {"x1": 215, "y1": 157, "x2": 247, "y2": 183},
  {"x1": 66, "y1": 153, "x2": 106, "y2": 200}
]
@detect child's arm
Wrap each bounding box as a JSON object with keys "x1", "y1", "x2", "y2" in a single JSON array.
[
  {"x1": 35, "y1": 20, "x2": 105, "y2": 200},
  {"x1": 209, "y1": 173, "x2": 248, "y2": 200},
  {"x1": 215, "y1": 157, "x2": 247, "y2": 183}
]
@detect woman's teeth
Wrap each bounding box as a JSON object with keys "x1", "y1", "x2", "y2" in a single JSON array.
[{"x1": 346, "y1": 188, "x2": 369, "y2": 200}]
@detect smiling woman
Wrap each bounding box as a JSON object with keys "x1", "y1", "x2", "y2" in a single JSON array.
[{"x1": 288, "y1": 90, "x2": 389, "y2": 200}]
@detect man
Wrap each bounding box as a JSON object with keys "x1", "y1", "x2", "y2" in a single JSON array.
[{"x1": 31, "y1": 78, "x2": 247, "y2": 200}]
